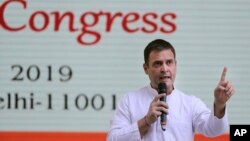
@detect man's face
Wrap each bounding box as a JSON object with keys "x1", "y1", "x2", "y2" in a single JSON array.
[{"x1": 143, "y1": 49, "x2": 177, "y2": 91}]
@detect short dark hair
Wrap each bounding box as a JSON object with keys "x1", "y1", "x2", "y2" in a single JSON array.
[{"x1": 144, "y1": 39, "x2": 176, "y2": 64}]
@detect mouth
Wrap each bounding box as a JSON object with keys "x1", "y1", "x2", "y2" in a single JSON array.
[{"x1": 159, "y1": 76, "x2": 171, "y2": 81}]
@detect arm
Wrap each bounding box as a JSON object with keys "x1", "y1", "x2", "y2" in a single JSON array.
[
  {"x1": 107, "y1": 94, "x2": 168, "y2": 141},
  {"x1": 137, "y1": 116, "x2": 150, "y2": 138},
  {"x1": 192, "y1": 97, "x2": 229, "y2": 137},
  {"x1": 193, "y1": 67, "x2": 235, "y2": 136}
]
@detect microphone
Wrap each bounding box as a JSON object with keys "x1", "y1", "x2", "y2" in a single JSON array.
[{"x1": 158, "y1": 82, "x2": 167, "y2": 131}]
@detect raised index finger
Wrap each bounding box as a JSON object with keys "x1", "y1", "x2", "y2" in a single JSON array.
[{"x1": 220, "y1": 67, "x2": 228, "y2": 81}]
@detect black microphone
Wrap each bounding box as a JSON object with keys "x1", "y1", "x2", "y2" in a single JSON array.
[{"x1": 158, "y1": 82, "x2": 167, "y2": 131}]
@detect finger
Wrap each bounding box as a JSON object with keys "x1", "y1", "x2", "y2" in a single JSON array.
[
  {"x1": 153, "y1": 94, "x2": 161, "y2": 102},
  {"x1": 154, "y1": 101, "x2": 168, "y2": 109},
  {"x1": 157, "y1": 112, "x2": 163, "y2": 117},
  {"x1": 161, "y1": 108, "x2": 168, "y2": 115},
  {"x1": 218, "y1": 81, "x2": 229, "y2": 90},
  {"x1": 217, "y1": 85, "x2": 226, "y2": 91},
  {"x1": 158, "y1": 101, "x2": 168, "y2": 108},
  {"x1": 226, "y1": 86, "x2": 234, "y2": 96},
  {"x1": 155, "y1": 107, "x2": 168, "y2": 115},
  {"x1": 232, "y1": 89, "x2": 236, "y2": 95},
  {"x1": 224, "y1": 81, "x2": 231, "y2": 91},
  {"x1": 220, "y1": 67, "x2": 228, "y2": 81},
  {"x1": 153, "y1": 94, "x2": 166, "y2": 102},
  {"x1": 154, "y1": 111, "x2": 162, "y2": 117}
]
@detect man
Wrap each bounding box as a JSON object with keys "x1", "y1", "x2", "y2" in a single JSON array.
[{"x1": 107, "y1": 39, "x2": 235, "y2": 141}]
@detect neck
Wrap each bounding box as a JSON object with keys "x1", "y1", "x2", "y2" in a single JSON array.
[{"x1": 150, "y1": 83, "x2": 174, "y2": 95}]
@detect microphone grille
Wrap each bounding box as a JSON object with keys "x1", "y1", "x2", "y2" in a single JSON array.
[{"x1": 158, "y1": 82, "x2": 166, "y2": 93}]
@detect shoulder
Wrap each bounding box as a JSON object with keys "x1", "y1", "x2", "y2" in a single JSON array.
[
  {"x1": 115, "y1": 86, "x2": 150, "y2": 111},
  {"x1": 173, "y1": 89, "x2": 194, "y2": 99},
  {"x1": 120, "y1": 86, "x2": 149, "y2": 100}
]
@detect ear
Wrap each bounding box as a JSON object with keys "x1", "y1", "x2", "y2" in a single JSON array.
[{"x1": 143, "y1": 63, "x2": 149, "y2": 75}]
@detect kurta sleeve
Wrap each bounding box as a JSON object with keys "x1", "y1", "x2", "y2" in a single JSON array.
[
  {"x1": 107, "y1": 94, "x2": 142, "y2": 141},
  {"x1": 192, "y1": 96, "x2": 229, "y2": 137}
]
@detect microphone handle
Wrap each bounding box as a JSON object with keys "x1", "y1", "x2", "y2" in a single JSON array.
[{"x1": 160, "y1": 95, "x2": 167, "y2": 131}]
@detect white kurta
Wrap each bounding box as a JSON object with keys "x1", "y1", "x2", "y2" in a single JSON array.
[{"x1": 107, "y1": 85, "x2": 228, "y2": 141}]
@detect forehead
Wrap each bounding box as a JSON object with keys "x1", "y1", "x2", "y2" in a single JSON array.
[{"x1": 148, "y1": 49, "x2": 175, "y2": 62}]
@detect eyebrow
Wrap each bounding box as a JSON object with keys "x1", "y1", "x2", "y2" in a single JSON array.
[
  {"x1": 153, "y1": 58, "x2": 174, "y2": 63},
  {"x1": 152, "y1": 59, "x2": 175, "y2": 66}
]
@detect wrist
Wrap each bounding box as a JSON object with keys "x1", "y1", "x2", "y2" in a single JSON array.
[
  {"x1": 214, "y1": 102, "x2": 226, "y2": 118},
  {"x1": 144, "y1": 116, "x2": 150, "y2": 127},
  {"x1": 214, "y1": 101, "x2": 226, "y2": 110}
]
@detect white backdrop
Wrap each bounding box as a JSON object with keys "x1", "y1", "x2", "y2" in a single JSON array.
[{"x1": 0, "y1": 0, "x2": 250, "y2": 132}]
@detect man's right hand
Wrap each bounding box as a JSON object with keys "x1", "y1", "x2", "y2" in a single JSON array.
[{"x1": 146, "y1": 94, "x2": 168, "y2": 125}]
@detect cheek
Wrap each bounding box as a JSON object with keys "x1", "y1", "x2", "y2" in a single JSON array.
[
  {"x1": 148, "y1": 70, "x2": 158, "y2": 78},
  {"x1": 171, "y1": 67, "x2": 177, "y2": 76},
  {"x1": 151, "y1": 69, "x2": 159, "y2": 75}
]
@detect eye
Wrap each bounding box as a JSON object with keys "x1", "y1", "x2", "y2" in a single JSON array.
[
  {"x1": 166, "y1": 60, "x2": 171, "y2": 65},
  {"x1": 166, "y1": 59, "x2": 174, "y2": 65},
  {"x1": 153, "y1": 61, "x2": 162, "y2": 67}
]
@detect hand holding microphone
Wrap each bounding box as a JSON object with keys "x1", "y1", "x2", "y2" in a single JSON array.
[{"x1": 145, "y1": 83, "x2": 168, "y2": 131}]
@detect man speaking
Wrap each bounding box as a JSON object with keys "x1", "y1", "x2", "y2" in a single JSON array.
[{"x1": 107, "y1": 39, "x2": 235, "y2": 141}]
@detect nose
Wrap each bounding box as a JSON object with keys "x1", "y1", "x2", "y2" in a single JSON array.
[{"x1": 161, "y1": 63, "x2": 169, "y2": 72}]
